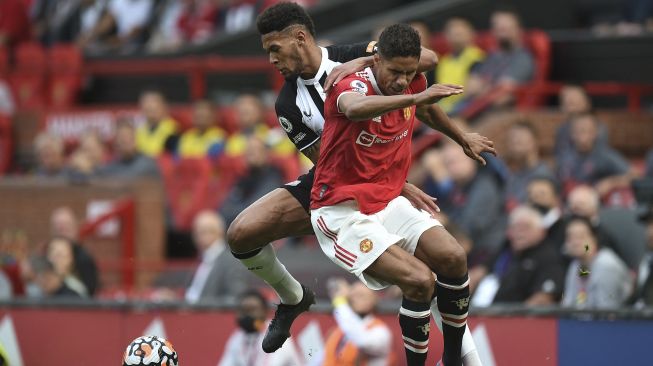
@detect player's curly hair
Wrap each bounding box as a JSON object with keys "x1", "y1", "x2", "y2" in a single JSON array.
[
  {"x1": 256, "y1": 2, "x2": 316, "y2": 36},
  {"x1": 377, "y1": 23, "x2": 421, "y2": 60}
]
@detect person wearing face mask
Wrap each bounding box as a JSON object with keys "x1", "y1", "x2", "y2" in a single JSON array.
[
  {"x1": 451, "y1": 9, "x2": 534, "y2": 115},
  {"x1": 218, "y1": 289, "x2": 303, "y2": 366},
  {"x1": 308, "y1": 279, "x2": 394, "y2": 366}
]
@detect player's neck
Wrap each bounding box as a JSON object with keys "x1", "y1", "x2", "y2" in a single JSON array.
[{"x1": 299, "y1": 45, "x2": 323, "y2": 79}]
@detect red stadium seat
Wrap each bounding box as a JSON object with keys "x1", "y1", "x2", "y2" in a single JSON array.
[
  {"x1": 0, "y1": 47, "x2": 8, "y2": 76},
  {"x1": 160, "y1": 156, "x2": 215, "y2": 230},
  {"x1": 9, "y1": 43, "x2": 46, "y2": 108},
  {"x1": 0, "y1": 115, "x2": 12, "y2": 174},
  {"x1": 48, "y1": 45, "x2": 83, "y2": 108}
]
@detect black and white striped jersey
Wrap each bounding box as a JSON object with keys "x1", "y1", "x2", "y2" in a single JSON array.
[{"x1": 274, "y1": 42, "x2": 376, "y2": 152}]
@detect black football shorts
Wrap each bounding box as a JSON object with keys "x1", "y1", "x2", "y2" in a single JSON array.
[{"x1": 282, "y1": 166, "x2": 315, "y2": 213}]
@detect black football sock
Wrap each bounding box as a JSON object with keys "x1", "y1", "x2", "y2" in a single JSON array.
[
  {"x1": 436, "y1": 274, "x2": 470, "y2": 366},
  {"x1": 399, "y1": 297, "x2": 432, "y2": 366}
]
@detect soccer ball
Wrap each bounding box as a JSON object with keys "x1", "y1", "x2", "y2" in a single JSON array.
[{"x1": 122, "y1": 335, "x2": 179, "y2": 366}]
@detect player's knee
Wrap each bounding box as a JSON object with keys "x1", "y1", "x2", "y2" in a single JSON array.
[
  {"x1": 400, "y1": 267, "x2": 434, "y2": 302},
  {"x1": 226, "y1": 216, "x2": 253, "y2": 252},
  {"x1": 438, "y1": 240, "x2": 468, "y2": 278}
]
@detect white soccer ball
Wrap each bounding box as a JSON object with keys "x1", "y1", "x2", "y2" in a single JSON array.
[{"x1": 122, "y1": 335, "x2": 179, "y2": 366}]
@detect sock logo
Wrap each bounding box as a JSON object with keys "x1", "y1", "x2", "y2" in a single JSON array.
[
  {"x1": 417, "y1": 323, "x2": 430, "y2": 336},
  {"x1": 247, "y1": 266, "x2": 263, "y2": 270},
  {"x1": 452, "y1": 296, "x2": 470, "y2": 310}
]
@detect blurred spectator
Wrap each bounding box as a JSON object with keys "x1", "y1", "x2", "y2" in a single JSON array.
[
  {"x1": 78, "y1": 0, "x2": 154, "y2": 53},
  {"x1": 218, "y1": 289, "x2": 302, "y2": 366},
  {"x1": 32, "y1": 0, "x2": 108, "y2": 45},
  {"x1": 225, "y1": 94, "x2": 294, "y2": 157},
  {"x1": 309, "y1": 279, "x2": 393, "y2": 366},
  {"x1": 0, "y1": 0, "x2": 31, "y2": 48},
  {"x1": 561, "y1": 216, "x2": 632, "y2": 309},
  {"x1": 220, "y1": 136, "x2": 284, "y2": 225},
  {"x1": 0, "y1": 270, "x2": 11, "y2": 300},
  {"x1": 526, "y1": 176, "x2": 566, "y2": 251},
  {"x1": 554, "y1": 84, "x2": 608, "y2": 161},
  {"x1": 471, "y1": 206, "x2": 564, "y2": 306},
  {"x1": 645, "y1": 148, "x2": 653, "y2": 177},
  {"x1": 0, "y1": 229, "x2": 28, "y2": 296},
  {"x1": 177, "y1": 0, "x2": 218, "y2": 45},
  {"x1": 0, "y1": 79, "x2": 15, "y2": 116},
  {"x1": 223, "y1": 0, "x2": 258, "y2": 34},
  {"x1": 422, "y1": 142, "x2": 505, "y2": 265},
  {"x1": 33, "y1": 132, "x2": 68, "y2": 178},
  {"x1": 146, "y1": 0, "x2": 183, "y2": 53},
  {"x1": 185, "y1": 210, "x2": 250, "y2": 304},
  {"x1": 557, "y1": 112, "x2": 631, "y2": 197},
  {"x1": 136, "y1": 91, "x2": 178, "y2": 157},
  {"x1": 566, "y1": 185, "x2": 642, "y2": 269},
  {"x1": 31, "y1": 256, "x2": 81, "y2": 298},
  {"x1": 46, "y1": 237, "x2": 89, "y2": 297},
  {"x1": 78, "y1": 132, "x2": 109, "y2": 167},
  {"x1": 635, "y1": 207, "x2": 653, "y2": 307},
  {"x1": 503, "y1": 121, "x2": 553, "y2": 209},
  {"x1": 97, "y1": 121, "x2": 160, "y2": 179},
  {"x1": 436, "y1": 18, "x2": 485, "y2": 113},
  {"x1": 453, "y1": 10, "x2": 534, "y2": 114},
  {"x1": 50, "y1": 206, "x2": 99, "y2": 296},
  {"x1": 176, "y1": 99, "x2": 225, "y2": 158}
]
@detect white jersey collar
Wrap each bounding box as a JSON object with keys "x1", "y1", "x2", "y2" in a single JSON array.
[{"x1": 298, "y1": 46, "x2": 329, "y2": 85}]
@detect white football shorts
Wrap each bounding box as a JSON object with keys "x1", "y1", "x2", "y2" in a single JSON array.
[{"x1": 310, "y1": 195, "x2": 442, "y2": 290}]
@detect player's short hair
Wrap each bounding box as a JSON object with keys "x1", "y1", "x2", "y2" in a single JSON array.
[
  {"x1": 377, "y1": 23, "x2": 421, "y2": 60},
  {"x1": 256, "y1": 2, "x2": 316, "y2": 36}
]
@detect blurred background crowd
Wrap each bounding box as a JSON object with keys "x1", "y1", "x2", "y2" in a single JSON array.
[{"x1": 0, "y1": 0, "x2": 652, "y2": 315}]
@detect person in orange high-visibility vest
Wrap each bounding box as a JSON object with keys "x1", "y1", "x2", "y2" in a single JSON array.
[{"x1": 309, "y1": 279, "x2": 395, "y2": 366}]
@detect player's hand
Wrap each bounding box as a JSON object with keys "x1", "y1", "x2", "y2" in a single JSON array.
[
  {"x1": 415, "y1": 84, "x2": 464, "y2": 105},
  {"x1": 401, "y1": 182, "x2": 440, "y2": 216},
  {"x1": 324, "y1": 57, "x2": 369, "y2": 93},
  {"x1": 461, "y1": 132, "x2": 496, "y2": 165}
]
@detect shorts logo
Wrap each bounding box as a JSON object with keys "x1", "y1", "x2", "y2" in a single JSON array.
[
  {"x1": 403, "y1": 107, "x2": 412, "y2": 120},
  {"x1": 360, "y1": 239, "x2": 373, "y2": 253},
  {"x1": 350, "y1": 80, "x2": 368, "y2": 95},
  {"x1": 279, "y1": 116, "x2": 293, "y2": 133},
  {"x1": 356, "y1": 130, "x2": 377, "y2": 147}
]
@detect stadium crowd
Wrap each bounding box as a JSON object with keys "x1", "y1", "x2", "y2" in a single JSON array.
[{"x1": 0, "y1": 6, "x2": 652, "y2": 315}]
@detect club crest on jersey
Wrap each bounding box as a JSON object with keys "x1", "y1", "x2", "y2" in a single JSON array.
[
  {"x1": 403, "y1": 107, "x2": 412, "y2": 120},
  {"x1": 278, "y1": 116, "x2": 293, "y2": 133},
  {"x1": 360, "y1": 239, "x2": 373, "y2": 253},
  {"x1": 350, "y1": 80, "x2": 368, "y2": 95}
]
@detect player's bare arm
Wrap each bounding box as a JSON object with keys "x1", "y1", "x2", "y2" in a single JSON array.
[
  {"x1": 337, "y1": 84, "x2": 462, "y2": 122},
  {"x1": 302, "y1": 140, "x2": 321, "y2": 165},
  {"x1": 324, "y1": 46, "x2": 438, "y2": 92},
  {"x1": 415, "y1": 103, "x2": 496, "y2": 165}
]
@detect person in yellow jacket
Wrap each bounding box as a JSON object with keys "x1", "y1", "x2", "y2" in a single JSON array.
[
  {"x1": 225, "y1": 94, "x2": 295, "y2": 157},
  {"x1": 177, "y1": 99, "x2": 226, "y2": 158},
  {"x1": 136, "y1": 90, "x2": 178, "y2": 157},
  {"x1": 309, "y1": 279, "x2": 394, "y2": 366},
  {"x1": 436, "y1": 18, "x2": 485, "y2": 113}
]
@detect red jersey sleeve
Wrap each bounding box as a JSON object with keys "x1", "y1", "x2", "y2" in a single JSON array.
[
  {"x1": 409, "y1": 73, "x2": 428, "y2": 94},
  {"x1": 331, "y1": 74, "x2": 371, "y2": 114}
]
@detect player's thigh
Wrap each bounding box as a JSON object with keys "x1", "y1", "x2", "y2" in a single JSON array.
[
  {"x1": 364, "y1": 245, "x2": 435, "y2": 302},
  {"x1": 413, "y1": 226, "x2": 467, "y2": 278},
  {"x1": 227, "y1": 188, "x2": 313, "y2": 252}
]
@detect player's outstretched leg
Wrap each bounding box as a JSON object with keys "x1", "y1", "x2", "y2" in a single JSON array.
[
  {"x1": 227, "y1": 188, "x2": 316, "y2": 352},
  {"x1": 414, "y1": 227, "x2": 470, "y2": 366}
]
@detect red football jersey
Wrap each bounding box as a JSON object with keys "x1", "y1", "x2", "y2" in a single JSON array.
[{"x1": 311, "y1": 68, "x2": 427, "y2": 214}]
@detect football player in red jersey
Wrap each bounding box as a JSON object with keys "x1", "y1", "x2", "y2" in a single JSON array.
[{"x1": 311, "y1": 24, "x2": 495, "y2": 366}]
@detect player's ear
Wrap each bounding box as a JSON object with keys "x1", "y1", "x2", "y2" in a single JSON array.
[
  {"x1": 295, "y1": 29, "x2": 307, "y2": 46},
  {"x1": 373, "y1": 54, "x2": 381, "y2": 65}
]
